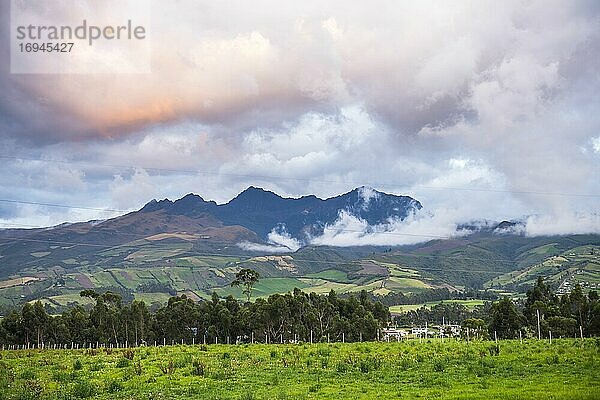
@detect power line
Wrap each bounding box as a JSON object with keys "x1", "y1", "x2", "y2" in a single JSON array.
[
  {"x1": 1, "y1": 154, "x2": 599, "y2": 198},
  {"x1": 0, "y1": 199, "x2": 126, "y2": 213}
]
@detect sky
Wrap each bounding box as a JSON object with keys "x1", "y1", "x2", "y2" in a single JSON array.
[{"x1": 0, "y1": 0, "x2": 599, "y2": 245}]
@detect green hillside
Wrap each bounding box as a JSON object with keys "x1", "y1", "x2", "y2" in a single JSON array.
[
  {"x1": 1, "y1": 233, "x2": 599, "y2": 310},
  {"x1": 374, "y1": 234, "x2": 600, "y2": 289},
  {"x1": 484, "y1": 245, "x2": 600, "y2": 292}
]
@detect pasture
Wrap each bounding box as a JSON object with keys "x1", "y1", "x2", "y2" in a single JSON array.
[{"x1": 0, "y1": 339, "x2": 597, "y2": 399}]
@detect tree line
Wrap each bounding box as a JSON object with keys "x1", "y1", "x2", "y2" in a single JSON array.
[
  {"x1": 374, "y1": 287, "x2": 498, "y2": 307},
  {"x1": 0, "y1": 288, "x2": 389, "y2": 347},
  {"x1": 0, "y1": 276, "x2": 598, "y2": 347},
  {"x1": 488, "y1": 278, "x2": 600, "y2": 339},
  {"x1": 392, "y1": 277, "x2": 600, "y2": 339}
]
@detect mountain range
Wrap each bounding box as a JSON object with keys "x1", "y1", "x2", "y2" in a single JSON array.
[
  {"x1": 139, "y1": 185, "x2": 422, "y2": 240},
  {"x1": 0, "y1": 186, "x2": 421, "y2": 275},
  {"x1": 0, "y1": 186, "x2": 598, "y2": 309}
]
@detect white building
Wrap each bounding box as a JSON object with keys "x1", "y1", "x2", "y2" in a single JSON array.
[{"x1": 382, "y1": 328, "x2": 408, "y2": 341}]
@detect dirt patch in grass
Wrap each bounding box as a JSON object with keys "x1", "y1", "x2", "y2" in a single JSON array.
[{"x1": 75, "y1": 274, "x2": 94, "y2": 289}]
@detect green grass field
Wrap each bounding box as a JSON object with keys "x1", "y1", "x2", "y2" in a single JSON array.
[
  {"x1": 389, "y1": 299, "x2": 487, "y2": 314},
  {"x1": 0, "y1": 339, "x2": 597, "y2": 399},
  {"x1": 305, "y1": 269, "x2": 351, "y2": 283}
]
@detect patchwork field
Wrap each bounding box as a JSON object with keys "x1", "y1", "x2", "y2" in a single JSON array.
[
  {"x1": 0, "y1": 253, "x2": 439, "y2": 308},
  {"x1": 389, "y1": 299, "x2": 488, "y2": 314},
  {"x1": 0, "y1": 339, "x2": 597, "y2": 399}
]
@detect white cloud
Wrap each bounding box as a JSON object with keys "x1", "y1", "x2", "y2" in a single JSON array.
[
  {"x1": 592, "y1": 136, "x2": 600, "y2": 153},
  {"x1": 237, "y1": 224, "x2": 301, "y2": 253},
  {"x1": 267, "y1": 225, "x2": 302, "y2": 252},
  {"x1": 236, "y1": 241, "x2": 293, "y2": 253},
  {"x1": 310, "y1": 209, "x2": 467, "y2": 247},
  {"x1": 110, "y1": 168, "x2": 156, "y2": 209},
  {"x1": 524, "y1": 213, "x2": 600, "y2": 236},
  {"x1": 357, "y1": 186, "x2": 380, "y2": 209}
]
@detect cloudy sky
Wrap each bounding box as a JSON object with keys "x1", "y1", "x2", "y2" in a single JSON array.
[{"x1": 0, "y1": 0, "x2": 599, "y2": 243}]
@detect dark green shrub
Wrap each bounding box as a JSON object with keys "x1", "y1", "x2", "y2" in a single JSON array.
[
  {"x1": 116, "y1": 358, "x2": 130, "y2": 368},
  {"x1": 320, "y1": 357, "x2": 329, "y2": 369},
  {"x1": 308, "y1": 383, "x2": 320, "y2": 393},
  {"x1": 317, "y1": 348, "x2": 331, "y2": 357},
  {"x1": 546, "y1": 354, "x2": 559, "y2": 365},
  {"x1": 488, "y1": 344, "x2": 500, "y2": 356},
  {"x1": 174, "y1": 354, "x2": 192, "y2": 368},
  {"x1": 72, "y1": 380, "x2": 95, "y2": 398},
  {"x1": 336, "y1": 361, "x2": 350, "y2": 373},
  {"x1": 433, "y1": 359, "x2": 446, "y2": 372},
  {"x1": 192, "y1": 358, "x2": 206, "y2": 376},
  {"x1": 399, "y1": 357, "x2": 413, "y2": 371},
  {"x1": 358, "y1": 356, "x2": 381, "y2": 373},
  {"x1": 19, "y1": 369, "x2": 35, "y2": 380},
  {"x1": 73, "y1": 360, "x2": 83, "y2": 371},
  {"x1": 107, "y1": 380, "x2": 124, "y2": 393},
  {"x1": 0, "y1": 368, "x2": 14, "y2": 389},
  {"x1": 51, "y1": 370, "x2": 73, "y2": 383}
]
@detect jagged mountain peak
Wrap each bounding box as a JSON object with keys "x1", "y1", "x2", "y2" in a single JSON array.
[{"x1": 140, "y1": 198, "x2": 173, "y2": 212}]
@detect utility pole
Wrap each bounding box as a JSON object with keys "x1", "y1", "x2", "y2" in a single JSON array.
[{"x1": 536, "y1": 309, "x2": 541, "y2": 340}]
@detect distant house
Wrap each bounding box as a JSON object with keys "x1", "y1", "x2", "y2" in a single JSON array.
[
  {"x1": 382, "y1": 328, "x2": 408, "y2": 341},
  {"x1": 439, "y1": 324, "x2": 461, "y2": 337},
  {"x1": 411, "y1": 327, "x2": 432, "y2": 336}
]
